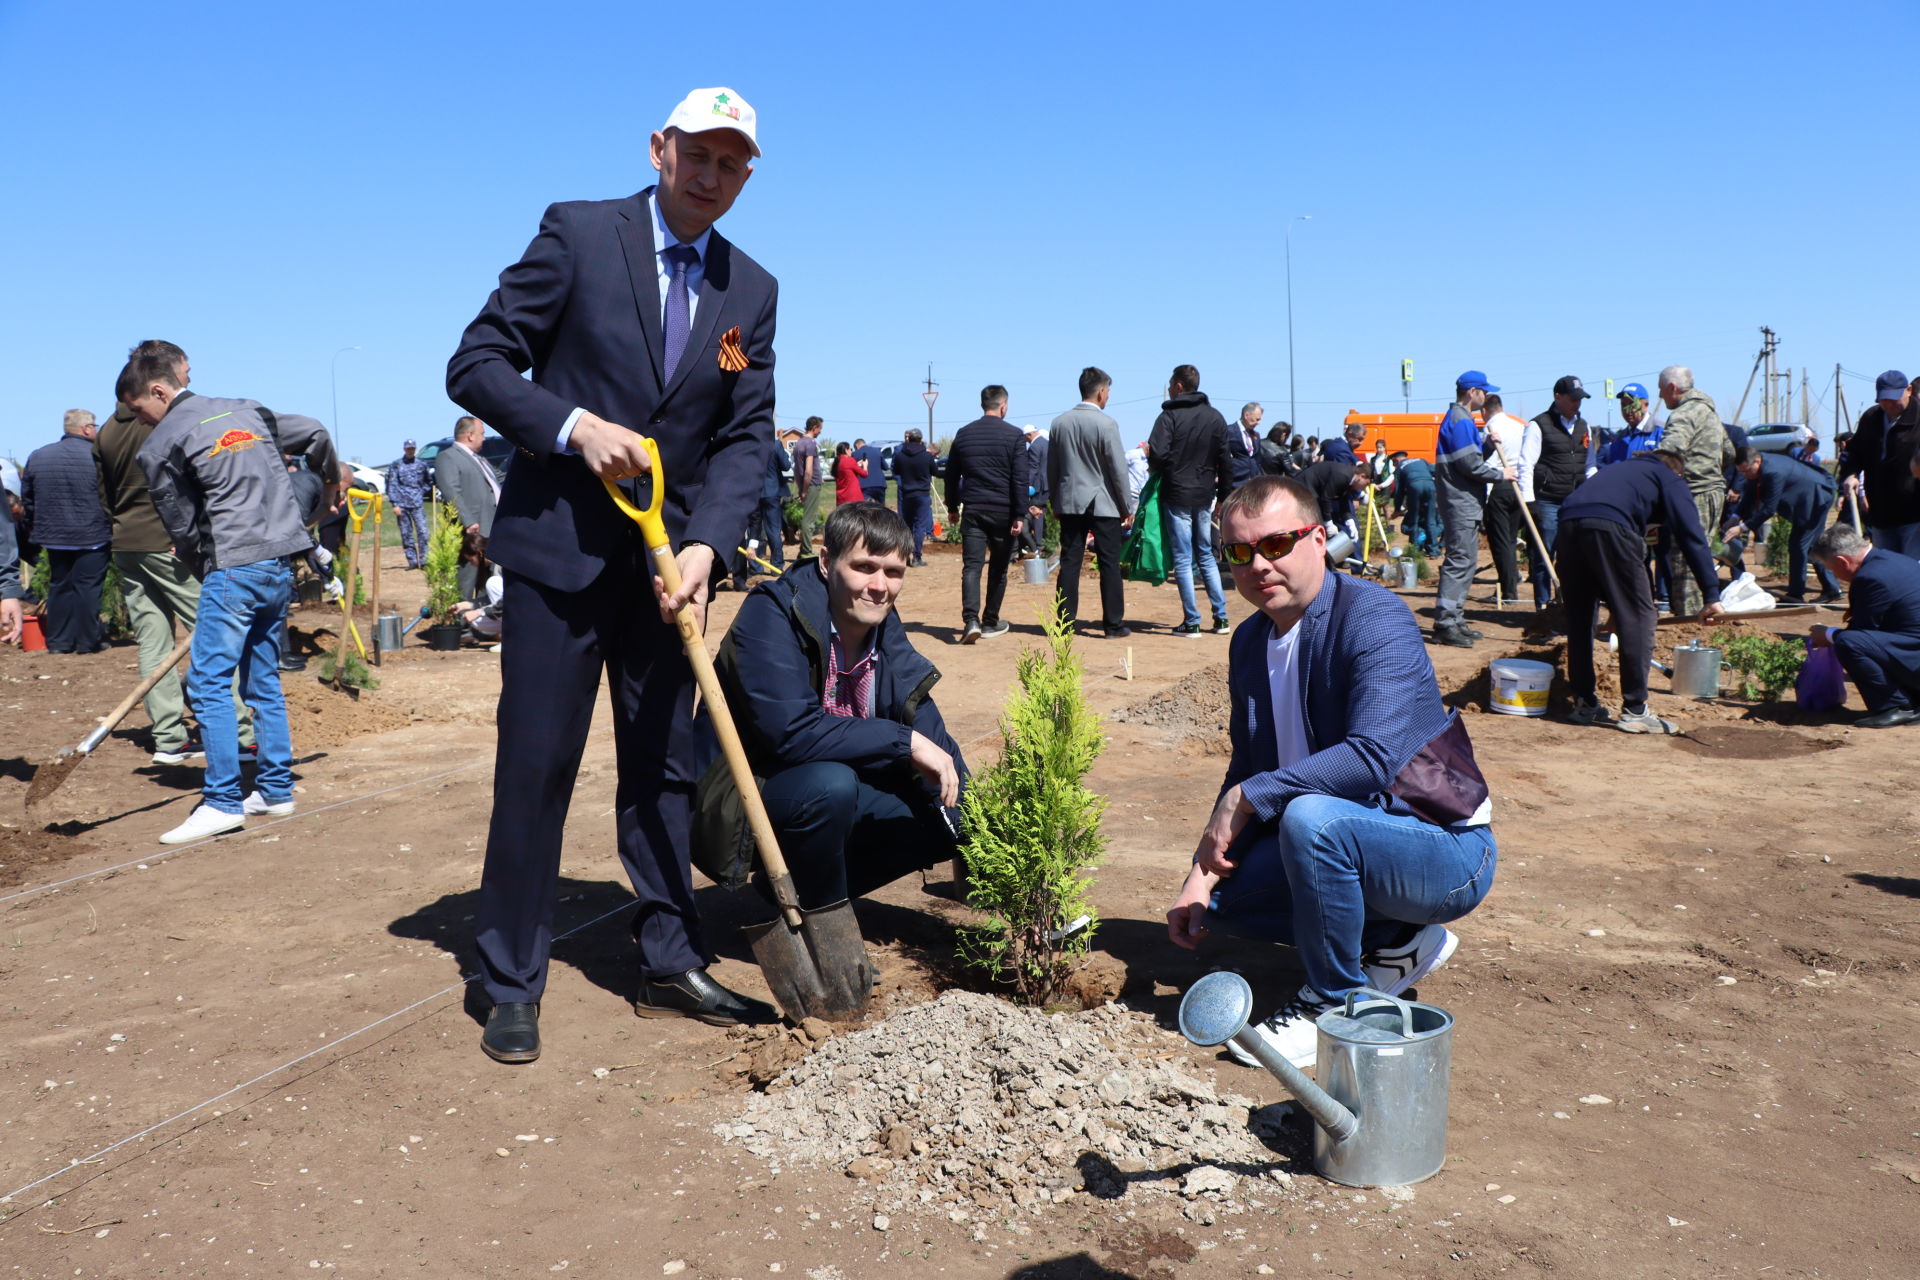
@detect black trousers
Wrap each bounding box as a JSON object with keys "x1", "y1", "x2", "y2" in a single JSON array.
[
  {"x1": 1056, "y1": 512, "x2": 1126, "y2": 628},
  {"x1": 960, "y1": 508, "x2": 1016, "y2": 628},
  {"x1": 1482, "y1": 482, "x2": 1522, "y2": 600},
  {"x1": 474, "y1": 558, "x2": 707, "y2": 1004},
  {"x1": 45, "y1": 547, "x2": 108, "y2": 653},
  {"x1": 760, "y1": 761, "x2": 955, "y2": 909},
  {"x1": 1561, "y1": 517, "x2": 1657, "y2": 709}
]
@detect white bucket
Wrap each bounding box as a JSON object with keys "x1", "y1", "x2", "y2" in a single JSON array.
[{"x1": 1489, "y1": 658, "x2": 1553, "y2": 717}]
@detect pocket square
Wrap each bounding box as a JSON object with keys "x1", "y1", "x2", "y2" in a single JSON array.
[{"x1": 717, "y1": 325, "x2": 749, "y2": 373}]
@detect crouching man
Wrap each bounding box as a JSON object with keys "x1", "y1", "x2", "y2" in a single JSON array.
[
  {"x1": 1810, "y1": 524, "x2": 1920, "y2": 728},
  {"x1": 698, "y1": 503, "x2": 968, "y2": 915},
  {"x1": 1166, "y1": 476, "x2": 1498, "y2": 1069},
  {"x1": 121, "y1": 352, "x2": 340, "y2": 843}
]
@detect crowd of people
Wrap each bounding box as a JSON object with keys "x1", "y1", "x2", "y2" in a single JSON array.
[{"x1": 7, "y1": 83, "x2": 1913, "y2": 1082}]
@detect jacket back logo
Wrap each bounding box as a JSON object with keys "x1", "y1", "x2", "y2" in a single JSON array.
[{"x1": 207, "y1": 428, "x2": 262, "y2": 457}]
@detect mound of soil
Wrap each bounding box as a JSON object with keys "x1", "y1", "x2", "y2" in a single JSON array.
[
  {"x1": 0, "y1": 826, "x2": 94, "y2": 890},
  {"x1": 1670, "y1": 725, "x2": 1841, "y2": 758},
  {"x1": 1109, "y1": 662, "x2": 1231, "y2": 754}
]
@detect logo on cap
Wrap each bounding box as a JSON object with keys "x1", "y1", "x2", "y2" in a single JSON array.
[{"x1": 712, "y1": 92, "x2": 741, "y2": 121}]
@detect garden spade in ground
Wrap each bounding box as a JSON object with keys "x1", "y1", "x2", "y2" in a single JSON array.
[
  {"x1": 25, "y1": 630, "x2": 195, "y2": 819},
  {"x1": 1179, "y1": 970, "x2": 1454, "y2": 1187},
  {"x1": 601, "y1": 451, "x2": 873, "y2": 1022}
]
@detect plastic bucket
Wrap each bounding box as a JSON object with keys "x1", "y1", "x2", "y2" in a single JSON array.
[
  {"x1": 19, "y1": 613, "x2": 46, "y2": 652},
  {"x1": 1489, "y1": 657, "x2": 1552, "y2": 717}
]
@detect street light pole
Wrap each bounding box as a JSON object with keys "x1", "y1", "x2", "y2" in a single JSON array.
[
  {"x1": 330, "y1": 345, "x2": 362, "y2": 463},
  {"x1": 1285, "y1": 216, "x2": 1310, "y2": 428}
]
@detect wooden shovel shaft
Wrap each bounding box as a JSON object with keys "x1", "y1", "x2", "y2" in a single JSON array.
[
  {"x1": 1488, "y1": 437, "x2": 1562, "y2": 594},
  {"x1": 1849, "y1": 487, "x2": 1865, "y2": 536},
  {"x1": 79, "y1": 630, "x2": 195, "y2": 755},
  {"x1": 645, "y1": 540, "x2": 805, "y2": 929}
]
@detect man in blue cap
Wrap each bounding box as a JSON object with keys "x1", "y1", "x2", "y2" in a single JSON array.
[
  {"x1": 1603, "y1": 383, "x2": 1663, "y2": 464},
  {"x1": 1839, "y1": 371, "x2": 1920, "y2": 558},
  {"x1": 385, "y1": 439, "x2": 431, "y2": 569},
  {"x1": 1431, "y1": 371, "x2": 1514, "y2": 647}
]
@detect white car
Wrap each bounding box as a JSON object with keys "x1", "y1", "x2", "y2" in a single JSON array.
[
  {"x1": 1744, "y1": 423, "x2": 1813, "y2": 455},
  {"x1": 346, "y1": 461, "x2": 386, "y2": 495}
]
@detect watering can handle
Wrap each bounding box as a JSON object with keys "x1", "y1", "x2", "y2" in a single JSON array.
[{"x1": 1343, "y1": 985, "x2": 1414, "y2": 1037}]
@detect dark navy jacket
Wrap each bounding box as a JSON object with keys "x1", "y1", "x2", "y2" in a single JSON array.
[
  {"x1": 21, "y1": 433, "x2": 110, "y2": 550},
  {"x1": 1737, "y1": 453, "x2": 1836, "y2": 529},
  {"x1": 1222, "y1": 570, "x2": 1481, "y2": 830},
  {"x1": 712, "y1": 558, "x2": 967, "y2": 806},
  {"x1": 1561, "y1": 456, "x2": 1722, "y2": 605},
  {"x1": 892, "y1": 439, "x2": 934, "y2": 494},
  {"x1": 855, "y1": 443, "x2": 888, "y2": 498},
  {"x1": 1842, "y1": 548, "x2": 1920, "y2": 672}
]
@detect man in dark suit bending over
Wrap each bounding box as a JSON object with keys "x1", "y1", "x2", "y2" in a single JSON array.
[
  {"x1": 447, "y1": 87, "x2": 779, "y2": 1063},
  {"x1": 1811, "y1": 523, "x2": 1920, "y2": 728}
]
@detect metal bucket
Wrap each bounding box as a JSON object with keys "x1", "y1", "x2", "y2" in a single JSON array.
[
  {"x1": 1313, "y1": 990, "x2": 1454, "y2": 1187},
  {"x1": 1023, "y1": 556, "x2": 1053, "y2": 585},
  {"x1": 1670, "y1": 640, "x2": 1725, "y2": 698},
  {"x1": 1399, "y1": 560, "x2": 1419, "y2": 590},
  {"x1": 374, "y1": 612, "x2": 404, "y2": 655}
]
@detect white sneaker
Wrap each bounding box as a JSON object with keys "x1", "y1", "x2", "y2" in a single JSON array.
[
  {"x1": 159, "y1": 804, "x2": 246, "y2": 845},
  {"x1": 242, "y1": 790, "x2": 295, "y2": 817},
  {"x1": 1226, "y1": 988, "x2": 1337, "y2": 1070},
  {"x1": 151, "y1": 743, "x2": 206, "y2": 765},
  {"x1": 1361, "y1": 924, "x2": 1459, "y2": 996}
]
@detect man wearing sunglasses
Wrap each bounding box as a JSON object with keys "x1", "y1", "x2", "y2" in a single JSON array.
[{"x1": 1167, "y1": 475, "x2": 1498, "y2": 1070}]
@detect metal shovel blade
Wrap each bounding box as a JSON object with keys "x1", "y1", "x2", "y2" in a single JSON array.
[{"x1": 742, "y1": 897, "x2": 874, "y2": 1024}]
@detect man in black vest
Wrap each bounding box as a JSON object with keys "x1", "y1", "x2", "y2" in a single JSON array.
[{"x1": 1519, "y1": 375, "x2": 1592, "y2": 612}]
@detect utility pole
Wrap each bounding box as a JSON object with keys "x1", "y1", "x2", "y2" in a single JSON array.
[
  {"x1": 1285, "y1": 215, "x2": 1311, "y2": 427},
  {"x1": 1800, "y1": 368, "x2": 1809, "y2": 427},
  {"x1": 921, "y1": 364, "x2": 939, "y2": 441}
]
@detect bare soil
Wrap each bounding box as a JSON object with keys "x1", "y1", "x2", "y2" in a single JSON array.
[{"x1": 3, "y1": 539, "x2": 1918, "y2": 1279}]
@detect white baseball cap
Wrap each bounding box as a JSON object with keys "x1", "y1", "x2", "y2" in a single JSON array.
[{"x1": 661, "y1": 87, "x2": 761, "y2": 158}]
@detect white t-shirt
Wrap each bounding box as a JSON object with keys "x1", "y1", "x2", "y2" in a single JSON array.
[{"x1": 1267, "y1": 623, "x2": 1312, "y2": 769}]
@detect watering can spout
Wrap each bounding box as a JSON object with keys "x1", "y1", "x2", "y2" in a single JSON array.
[{"x1": 1179, "y1": 971, "x2": 1358, "y2": 1141}]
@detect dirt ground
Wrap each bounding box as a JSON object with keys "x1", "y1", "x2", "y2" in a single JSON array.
[{"x1": 4, "y1": 536, "x2": 1917, "y2": 1280}]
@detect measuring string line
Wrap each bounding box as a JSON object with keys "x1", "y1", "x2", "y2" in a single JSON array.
[
  {"x1": 0, "y1": 894, "x2": 637, "y2": 1209},
  {"x1": 0, "y1": 762, "x2": 485, "y2": 909}
]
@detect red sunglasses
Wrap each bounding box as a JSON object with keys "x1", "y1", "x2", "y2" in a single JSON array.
[{"x1": 1222, "y1": 525, "x2": 1320, "y2": 565}]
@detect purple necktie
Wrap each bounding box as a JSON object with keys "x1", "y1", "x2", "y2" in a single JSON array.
[{"x1": 662, "y1": 244, "x2": 698, "y2": 382}]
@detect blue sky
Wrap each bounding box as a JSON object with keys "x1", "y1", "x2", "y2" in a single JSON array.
[{"x1": 3, "y1": 0, "x2": 1911, "y2": 467}]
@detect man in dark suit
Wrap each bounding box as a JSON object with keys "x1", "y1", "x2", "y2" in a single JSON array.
[
  {"x1": 1812, "y1": 524, "x2": 1920, "y2": 727},
  {"x1": 446, "y1": 86, "x2": 778, "y2": 1064},
  {"x1": 1724, "y1": 446, "x2": 1840, "y2": 602},
  {"x1": 1019, "y1": 424, "x2": 1050, "y2": 557},
  {"x1": 854, "y1": 438, "x2": 888, "y2": 505},
  {"x1": 435, "y1": 416, "x2": 501, "y2": 598}
]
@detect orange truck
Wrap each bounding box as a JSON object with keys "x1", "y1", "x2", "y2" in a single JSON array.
[{"x1": 1340, "y1": 411, "x2": 1482, "y2": 465}]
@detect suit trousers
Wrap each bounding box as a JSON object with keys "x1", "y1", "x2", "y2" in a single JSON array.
[
  {"x1": 1832, "y1": 628, "x2": 1920, "y2": 713},
  {"x1": 45, "y1": 548, "x2": 108, "y2": 653},
  {"x1": 960, "y1": 508, "x2": 1016, "y2": 628},
  {"x1": 1560, "y1": 518, "x2": 1657, "y2": 709},
  {"x1": 759, "y1": 761, "x2": 954, "y2": 909},
  {"x1": 1481, "y1": 482, "x2": 1522, "y2": 601},
  {"x1": 1055, "y1": 513, "x2": 1126, "y2": 628},
  {"x1": 474, "y1": 560, "x2": 708, "y2": 1005},
  {"x1": 897, "y1": 490, "x2": 932, "y2": 559}
]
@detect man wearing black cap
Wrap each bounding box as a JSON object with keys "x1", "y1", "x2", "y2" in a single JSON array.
[
  {"x1": 1839, "y1": 371, "x2": 1920, "y2": 558},
  {"x1": 1515, "y1": 377, "x2": 1592, "y2": 612}
]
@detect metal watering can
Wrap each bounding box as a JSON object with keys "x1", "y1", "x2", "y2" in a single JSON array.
[
  {"x1": 1179, "y1": 971, "x2": 1454, "y2": 1187},
  {"x1": 1023, "y1": 555, "x2": 1056, "y2": 585},
  {"x1": 1669, "y1": 640, "x2": 1726, "y2": 698}
]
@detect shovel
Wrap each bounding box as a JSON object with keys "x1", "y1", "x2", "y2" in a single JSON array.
[
  {"x1": 25, "y1": 630, "x2": 195, "y2": 815},
  {"x1": 600, "y1": 445, "x2": 873, "y2": 1023}
]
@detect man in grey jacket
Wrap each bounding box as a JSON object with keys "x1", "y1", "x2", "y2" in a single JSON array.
[
  {"x1": 1432, "y1": 371, "x2": 1516, "y2": 648},
  {"x1": 121, "y1": 353, "x2": 339, "y2": 845},
  {"x1": 436, "y1": 415, "x2": 500, "y2": 598},
  {"x1": 1048, "y1": 366, "x2": 1133, "y2": 637}
]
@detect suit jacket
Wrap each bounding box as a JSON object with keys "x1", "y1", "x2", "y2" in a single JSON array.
[
  {"x1": 1848, "y1": 548, "x2": 1920, "y2": 641},
  {"x1": 1025, "y1": 435, "x2": 1050, "y2": 507},
  {"x1": 1738, "y1": 453, "x2": 1835, "y2": 529},
  {"x1": 856, "y1": 443, "x2": 888, "y2": 497},
  {"x1": 1047, "y1": 402, "x2": 1131, "y2": 519},
  {"x1": 446, "y1": 187, "x2": 777, "y2": 593},
  {"x1": 435, "y1": 443, "x2": 498, "y2": 536}
]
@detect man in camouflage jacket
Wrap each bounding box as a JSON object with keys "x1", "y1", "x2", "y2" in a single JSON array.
[{"x1": 1656, "y1": 366, "x2": 1731, "y2": 616}]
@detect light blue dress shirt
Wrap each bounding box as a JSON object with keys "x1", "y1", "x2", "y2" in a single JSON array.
[{"x1": 555, "y1": 191, "x2": 715, "y2": 452}]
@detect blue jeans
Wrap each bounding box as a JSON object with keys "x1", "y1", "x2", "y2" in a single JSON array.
[
  {"x1": 188, "y1": 559, "x2": 295, "y2": 814},
  {"x1": 1208, "y1": 794, "x2": 1498, "y2": 1004},
  {"x1": 1525, "y1": 500, "x2": 1560, "y2": 608},
  {"x1": 1163, "y1": 503, "x2": 1227, "y2": 627}
]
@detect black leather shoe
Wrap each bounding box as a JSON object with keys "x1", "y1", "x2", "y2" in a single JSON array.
[
  {"x1": 1431, "y1": 625, "x2": 1475, "y2": 649},
  {"x1": 1103, "y1": 625, "x2": 1132, "y2": 638},
  {"x1": 481, "y1": 1001, "x2": 540, "y2": 1063},
  {"x1": 1856, "y1": 706, "x2": 1920, "y2": 729},
  {"x1": 634, "y1": 968, "x2": 776, "y2": 1026}
]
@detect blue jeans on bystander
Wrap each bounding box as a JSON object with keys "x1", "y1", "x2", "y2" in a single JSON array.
[
  {"x1": 1163, "y1": 503, "x2": 1227, "y2": 628},
  {"x1": 1208, "y1": 794, "x2": 1497, "y2": 1004},
  {"x1": 188, "y1": 559, "x2": 295, "y2": 815}
]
